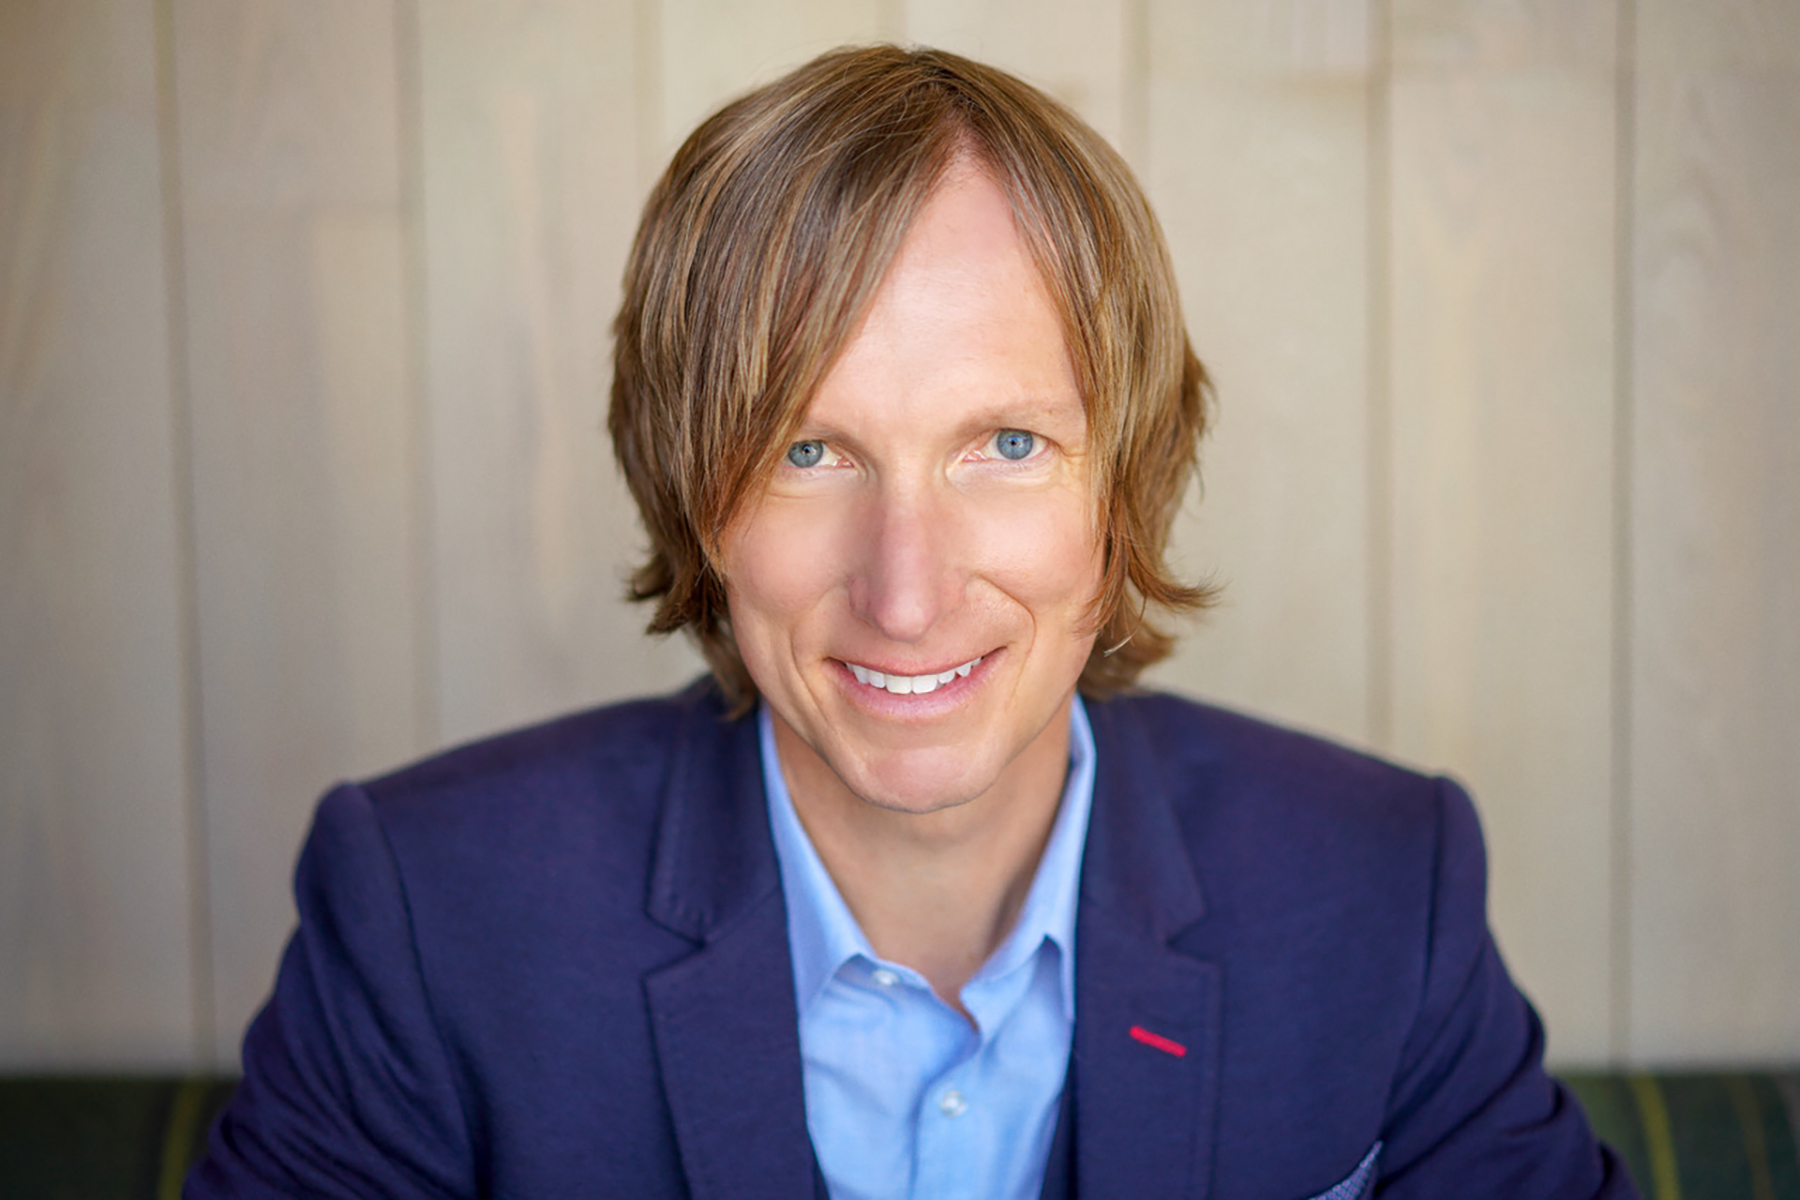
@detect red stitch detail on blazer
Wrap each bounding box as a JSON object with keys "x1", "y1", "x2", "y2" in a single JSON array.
[{"x1": 1128, "y1": 1025, "x2": 1187, "y2": 1057}]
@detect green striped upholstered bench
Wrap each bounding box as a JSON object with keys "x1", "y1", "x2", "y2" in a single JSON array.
[
  {"x1": 0, "y1": 1077, "x2": 233, "y2": 1200},
  {"x1": 1, "y1": 1072, "x2": 1796, "y2": 1197},
  {"x1": 1560, "y1": 1072, "x2": 1800, "y2": 1199}
]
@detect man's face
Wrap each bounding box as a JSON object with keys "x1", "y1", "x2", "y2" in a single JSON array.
[{"x1": 718, "y1": 163, "x2": 1103, "y2": 815}]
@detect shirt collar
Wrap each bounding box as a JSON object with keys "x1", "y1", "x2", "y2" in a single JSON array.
[{"x1": 761, "y1": 696, "x2": 1096, "y2": 1021}]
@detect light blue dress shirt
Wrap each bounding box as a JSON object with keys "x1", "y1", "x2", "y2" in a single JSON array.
[{"x1": 759, "y1": 699, "x2": 1096, "y2": 1200}]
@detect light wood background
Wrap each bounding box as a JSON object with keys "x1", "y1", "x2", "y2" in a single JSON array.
[{"x1": 2, "y1": 0, "x2": 1795, "y2": 1072}]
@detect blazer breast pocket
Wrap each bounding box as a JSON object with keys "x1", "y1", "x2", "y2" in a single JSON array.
[{"x1": 1297, "y1": 1141, "x2": 1381, "y2": 1200}]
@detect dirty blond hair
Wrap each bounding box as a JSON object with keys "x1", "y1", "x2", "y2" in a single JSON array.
[{"x1": 610, "y1": 44, "x2": 1215, "y2": 708}]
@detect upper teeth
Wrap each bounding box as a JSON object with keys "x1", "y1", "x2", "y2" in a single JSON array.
[{"x1": 847, "y1": 656, "x2": 981, "y2": 695}]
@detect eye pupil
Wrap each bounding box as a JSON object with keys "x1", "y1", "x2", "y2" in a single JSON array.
[
  {"x1": 996, "y1": 430, "x2": 1034, "y2": 461},
  {"x1": 787, "y1": 441, "x2": 824, "y2": 468}
]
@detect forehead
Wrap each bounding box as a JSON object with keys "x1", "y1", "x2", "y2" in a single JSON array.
[{"x1": 800, "y1": 165, "x2": 1085, "y2": 439}]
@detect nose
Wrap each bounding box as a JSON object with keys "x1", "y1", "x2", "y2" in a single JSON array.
[{"x1": 845, "y1": 484, "x2": 964, "y2": 644}]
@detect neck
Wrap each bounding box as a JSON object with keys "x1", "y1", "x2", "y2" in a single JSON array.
[{"x1": 773, "y1": 697, "x2": 1074, "y2": 1012}]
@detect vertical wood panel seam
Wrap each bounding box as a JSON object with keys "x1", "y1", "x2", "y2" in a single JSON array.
[
  {"x1": 635, "y1": 0, "x2": 664, "y2": 195},
  {"x1": 877, "y1": 0, "x2": 905, "y2": 44},
  {"x1": 1122, "y1": 0, "x2": 1149, "y2": 174},
  {"x1": 394, "y1": 0, "x2": 438, "y2": 753},
  {"x1": 153, "y1": 0, "x2": 214, "y2": 1071},
  {"x1": 1365, "y1": 0, "x2": 1394, "y2": 752},
  {"x1": 1609, "y1": 0, "x2": 1637, "y2": 1068}
]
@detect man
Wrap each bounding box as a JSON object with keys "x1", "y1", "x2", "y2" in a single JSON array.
[{"x1": 189, "y1": 45, "x2": 1634, "y2": 1199}]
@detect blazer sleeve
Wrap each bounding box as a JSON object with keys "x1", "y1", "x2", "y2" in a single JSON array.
[
  {"x1": 186, "y1": 783, "x2": 475, "y2": 1199},
  {"x1": 1374, "y1": 779, "x2": 1637, "y2": 1199}
]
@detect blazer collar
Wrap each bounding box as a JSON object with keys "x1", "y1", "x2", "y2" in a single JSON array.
[
  {"x1": 644, "y1": 682, "x2": 782, "y2": 941},
  {"x1": 1062, "y1": 695, "x2": 1222, "y2": 1200},
  {"x1": 642, "y1": 683, "x2": 820, "y2": 1200},
  {"x1": 1079, "y1": 695, "x2": 1208, "y2": 935}
]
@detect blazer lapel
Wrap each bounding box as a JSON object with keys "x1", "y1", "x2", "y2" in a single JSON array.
[
  {"x1": 641, "y1": 687, "x2": 818, "y2": 1200},
  {"x1": 1072, "y1": 698, "x2": 1222, "y2": 1200},
  {"x1": 644, "y1": 898, "x2": 817, "y2": 1200}
]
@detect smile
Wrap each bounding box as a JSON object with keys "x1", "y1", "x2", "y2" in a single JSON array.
[{"x1": 843, "y1": 655, "x2": 983, "y2": 696}]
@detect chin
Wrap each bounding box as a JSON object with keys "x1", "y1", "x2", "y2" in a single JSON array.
[{"x1": 838, "y1": 745, "x2": 1002, "y2": 815}]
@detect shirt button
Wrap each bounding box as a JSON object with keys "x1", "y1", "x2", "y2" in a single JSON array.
[
  {"x1": 870, "y1": 968, "x2": 899, "y2": 988},
  {"x1": 938, "y1": 1089, "x2": 968, "y2": 1118}
]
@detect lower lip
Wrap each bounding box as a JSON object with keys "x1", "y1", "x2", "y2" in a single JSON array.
[{"x1": 834, "y1": 654, "x2": 994, "y2": 713}]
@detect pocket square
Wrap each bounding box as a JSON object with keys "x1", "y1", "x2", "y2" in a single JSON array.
[{"x1": 1301, "y1": 1141, "x2": 1381, "y2": 1200}]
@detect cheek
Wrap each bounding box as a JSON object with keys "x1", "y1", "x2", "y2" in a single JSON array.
[
  {"x1": 719, "y1": 501, "x2": 856, "y2": 652},
  {"x1": 966, "y1": 490, "x2": 1104, "y2": 616}
]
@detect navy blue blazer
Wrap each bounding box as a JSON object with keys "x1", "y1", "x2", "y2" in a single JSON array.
[{"x1": 188, "y1": 681, "x2": 1634, "y2": 1199}]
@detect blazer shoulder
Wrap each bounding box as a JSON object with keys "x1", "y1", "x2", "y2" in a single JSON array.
[
  {"x1": 347, "y1": 677, "x2": 740, "y2": 859},
  {"x1": 1096, "y1": 687, "x2": 1446, "y2": 806},
  {"x1": 1086, "y1": 688, "x2": 1472, "y2": 898},
  {"x1": 367, "y1": 675, "x2": 723, "y2": 790}
]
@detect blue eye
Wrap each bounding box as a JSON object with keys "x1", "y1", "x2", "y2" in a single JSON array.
[
  {"x1": 995, "y1": 430, "x2": 1035, "y2": 461},
  {"x1": 787, "y1": 440, "x2": 825, "y2": 468}
]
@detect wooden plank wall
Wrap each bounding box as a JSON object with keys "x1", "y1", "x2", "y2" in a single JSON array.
[
  {"x1": 2, "y1": 0, "x2": 1795, "y2": 1072},
  {"x1": 1629, "y1": 0, "x2": 1800, "y2": 1063},
  {"x1": 1, "y1": 0, "x2": 198, "y2": 1069},
  {"x1": 171, "y1": 0, "x2": 429, "y2": 1070},
  {"x1": 1385, "y1": 0, "x2": 1622, "y2": 1062}
]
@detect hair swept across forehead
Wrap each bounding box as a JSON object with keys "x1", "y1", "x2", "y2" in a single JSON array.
[{"x1": 610, "y1": 44, "x2": 1216, "y2": 709}]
